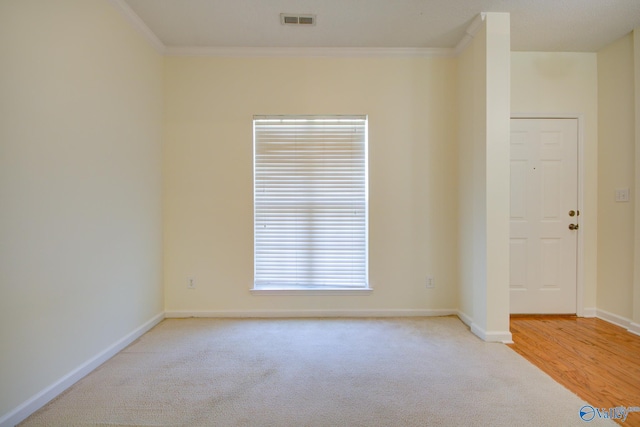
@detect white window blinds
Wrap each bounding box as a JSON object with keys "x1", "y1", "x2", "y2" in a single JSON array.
[{"x1": 253, "y1": 115, "x2": 368, "y2": 289}]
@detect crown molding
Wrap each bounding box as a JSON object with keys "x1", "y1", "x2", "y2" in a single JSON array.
[
  {"x1": 164, "y1": 46, "x2": 455, "y2": 58},
  {"x1": 454, "y1": 13, "x2": 486, "y2": 55},
  {"x1": 107, "y1": 4, "x2": 485, "y2": 59},
  {"x1": 107, "y1": 0, "x2": 166, "y2": 54}
]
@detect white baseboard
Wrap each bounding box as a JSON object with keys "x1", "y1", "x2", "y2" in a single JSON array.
[
  {"x1": 456, "y1": 311, "x2": 473, "y2": 328},
  {"x1": 457, "y1": 311, "x2": 512, "y2": 343},
  {"x1": 167, "y1": 309, "x2": 516, "y2": 343},
  {"x1": 593, "y1": 309, "x2": 640, "y2": 336},
  {"x1": 0, "y1": 313, "x2": 164, "y2": 427},
  {"x1": 165, "y1": 309, "x2": 459, "y2": 318},
  {"x1": 531, "y1": 307, "x2": 639, "y2": 336},
  {"x1": 470, "y1": 323, "x2": 513, "y2": 344},
  {"x1": 596, "y1": 309, "x2": 631, "y2": 329}
]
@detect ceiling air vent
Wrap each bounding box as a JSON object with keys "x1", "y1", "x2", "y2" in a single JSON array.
[{"x1": 280, "y1": 13, "x2": 316, "y2": 26}]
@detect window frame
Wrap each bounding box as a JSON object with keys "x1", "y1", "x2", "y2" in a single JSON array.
[{"x1": 252, "y1": 115, "x2": 370, "y2": 293}]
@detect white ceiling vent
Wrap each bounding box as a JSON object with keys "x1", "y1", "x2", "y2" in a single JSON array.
[{"x1": 280, "y1": 13, "x2": 316, "y2": 26}]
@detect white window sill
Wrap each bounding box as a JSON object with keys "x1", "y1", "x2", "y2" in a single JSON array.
[{"x1": 250, "y1": 287, "x2": 373, "y2": 296}]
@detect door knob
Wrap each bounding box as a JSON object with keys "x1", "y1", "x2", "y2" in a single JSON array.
[
  {"x1": 569, "y1": 210, "x2": 576, "y2": 217},
  {"x1": 569, "y1": 224, "x2": 579, "y2": 230}
]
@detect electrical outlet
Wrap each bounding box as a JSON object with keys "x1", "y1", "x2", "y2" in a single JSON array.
[
  {"x1": 426, "y1": 275, "x2": 435, "y2": 289},
  {"x1": 187, "y1": 277, "x2": 196, "y2": 289},
  {"x1": 615, "y1": 188, "x2": 630, "y2": 202}
]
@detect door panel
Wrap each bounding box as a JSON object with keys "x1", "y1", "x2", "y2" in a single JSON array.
[{"x1": 510, "y1": 118, "x2": 578, "y2": 314}]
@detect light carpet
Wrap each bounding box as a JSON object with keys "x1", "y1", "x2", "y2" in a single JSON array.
[{"x1": 20, "y1": 317, "x2": 615, "y2": 426}]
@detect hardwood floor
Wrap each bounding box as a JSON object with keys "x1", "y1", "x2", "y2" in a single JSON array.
[{"x1": 508, "y1": 316, "x2": 640, "y2": 426}]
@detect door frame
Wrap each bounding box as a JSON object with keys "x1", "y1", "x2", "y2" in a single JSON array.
[{"x1": 510, "y1": 113, "x2": 585, "y2": 316}]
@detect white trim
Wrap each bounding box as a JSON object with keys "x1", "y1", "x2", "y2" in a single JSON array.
[
  {"x1": 456, "y1": 311, "x2": 473, "y2": 328},
  {"x1": 106, "y1": 0, "x2": 166, "y2": 54},
  {"x1": 104, "y1": 7, "x2": 485, "y2": 59},
  {"x1": 250, "y1": 288, "x2": 373, "y2": 296},
  {"x1": 0, "y1": 313, "x2": 164, "y2": 427},
  {"x1": 596, "y1": 309, "x2": 631, "y2": 330},
  {"x1": 453, "y1": 13, "x2": 486, "y2": 55},
  {"x1": 470, "y1": 323, "x2": 513, "y2": 344},
  {"x1": 456, "y1": 312, "x2": 516, "y2": 344},
  {"x1": 594, "y1": 309, "x2": 640, "y2": 336},
  {"x1": 165, "y1": 309, "x2": 458, "y2": 318},
  {"x1": 510, "y1": 114, "x2": 585, "y2": 317},
  {"x1": 253, "y1": 116, "x2": 368, "y2": 289},
  {"x1": 582, "y1": 307, "x2": 597, "y2": 317},
  {"x1": 576, "y1": 115, "x2": 586, "y2": 318},
  {"x1": 164, "y1": 46, "x2": 454, "y2": 58},
  {"x1": 634, "y1": 28, "x2": 640, "y2": 347}
]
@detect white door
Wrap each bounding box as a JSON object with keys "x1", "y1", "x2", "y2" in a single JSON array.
[{"x1": 510, "y1": 118, "x2": 579, "y2": 314}]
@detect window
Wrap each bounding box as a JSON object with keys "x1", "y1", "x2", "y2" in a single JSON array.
[{"x1": 253, "y1": 115, "x2": 368, "y2": 290}]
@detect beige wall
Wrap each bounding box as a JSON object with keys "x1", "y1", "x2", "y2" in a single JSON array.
[
  {"x1": 483, "y1": 13, "x2": 511, "y2": 339},
  {"x1": 457, "y1": 33, "x2": 479, "y2": 323},
  {"x1": 5, "y1": 3, "x2": 638, "y2": 421},
  {"x1": 511, "y1": 52, "x2": 599, "y2": 312},
  {"x1": 597, "y1": 34, "x2": 635, "y2": 320},
  {"x1": 635, "y1": 29, "x2": 640, "y2": 330},
  {"x1": 0, "y1": 0, "x2": 164, "y2": 419},
  {"x1": 163, "y1": 56, "x2": 459, "y2": 314},
  {"x1": 457, "y1": 13, "x2": 511, "y2": 341}
]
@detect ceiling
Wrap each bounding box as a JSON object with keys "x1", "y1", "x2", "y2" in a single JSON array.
[{"x1": 122, "y1": 0, "x2": 640, "y2": 52}]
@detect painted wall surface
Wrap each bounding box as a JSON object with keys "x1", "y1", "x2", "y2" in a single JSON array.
[
  {"x1": 457, "y1": 14, "x2": 511, "y2": 341},
  {"x1": 635, "y1": 29, "x2": 640, "y2": 329},
  {"x1": 163, "y1": 56, "x2": 459, "y2": 314},
  {"x1": 457, "y1": 35, "x2": 479, "y2": 322},
  {"x1": 597, "y1": 34, "x2": 635, "y2": 320},
  {"x1": 483, "y1": 13, "x2": 511, "y2": 338},
  {"x1": 0, "y1": 0, "x2": 164, "y2": 418},
  {"x1": 511, "y1": 52, "x2": 599, "y2": 312}
]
